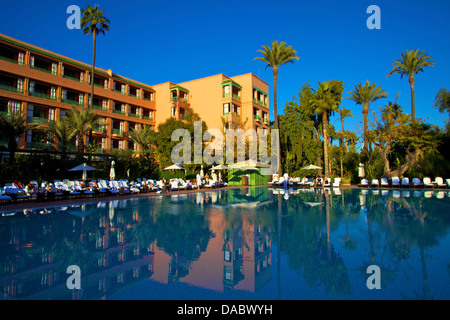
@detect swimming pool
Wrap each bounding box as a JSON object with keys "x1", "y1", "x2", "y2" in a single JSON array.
[{"x1": 0, "y1": 186, "x2": 449, "y2": 300}]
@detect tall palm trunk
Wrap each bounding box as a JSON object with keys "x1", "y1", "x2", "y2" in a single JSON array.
[
  {"x1": 90, "y1": 29, "x2": 96, "y2": 109},
  {"x1": 88, "y1": 30, "x2": 96, "y2": 162},
  {"x1": 409, "y1": 76, "x2": 415, "y2": 123},
  {"x1": 362, "y1": 108, "x2": 369, "y2": 151},
  {"x1": 322, "y1": 111, "x2": 329, "y2": 180},
  {"x1": 273, "y1": 68, "x2": 282, "y2": 175}
]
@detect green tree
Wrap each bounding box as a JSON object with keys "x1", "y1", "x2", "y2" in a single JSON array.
[
  {"x1": 336, "y1": 107, "x2": 353, "y2": 148},
  {"x1": 0, "y1": 106, "x2": 38, "y2": 163},
  {"x1": 66, "y1": 107, "x2": 99, "y2": 157},
  {"x1": 254, "y1": 40, "x2": 299, "y2": 175},
  {"x1": 81, "y1": 4, "x2": 110, "y2": 109},
  {"x1": 310, "y1": 81, "x2": 344, "y2": 181},
  {"x1": 387, "y1": 49, "x2": 435, "y2": 123},
  {"x1": 279, "y1": 83, "x2": 321, "y2": 174},
  {"x1": 346, "y1": 80, "x2": 388, "y2": 150},
  {"x1": 434, "y1": 88, "x2": 450, "y2": 128},
  {"x1": 128, "y1": 124, "x2": 156, "y2": 155},
  {"x1": 44, "y1": 118, "x2": 76, "y2": 161},
  {"x1": 367, "y1": 101, "x2": 440, "y2": 177}
]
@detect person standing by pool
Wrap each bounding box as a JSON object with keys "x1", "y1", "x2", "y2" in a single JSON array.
[
  {"x1": 196, "y1": 173, "x2": 202, "y2": 189},
  {"x1": 283, "y1": 172, "x2": 289, "y2": 189}
]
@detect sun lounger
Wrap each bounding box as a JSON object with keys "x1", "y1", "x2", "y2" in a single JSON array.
[
  {"x1": 371, "y1": 179, "x2": 379, "y2": 187},
  {"x1": 401, "y1": 177, "x2": 410, "y2": 188},
  {"x1": 204, "y1": 180, "x2": 216, "y2": 188},
  {"x1": 360, "y1": 179, "x2": 369, "y2": 187},
  {"x1": 380, "y1": 178, "x2": 389, "y2": 188},
  {"x1": 324, "y1": 178, "x2": 331, "y2": 187},
  {"x1": 423, "y1": 177, "x2": 434, "y2": 188},
  {"x1": 332, "y1": 178, "x2": 341, "y2": 188},
  {"x1": 3, "y1": 186, "x2": 31, "y2": 201},
  {"x1": 435, "y1": 177, "x2": 446, "y2": 188},
  {"x1": 446, "y1": 179, "x2": 450, "y2": 188},
  {"x1": 391, "y1": 176, "x2": 400, "y2": 188},
  {"x1": 412, "y1": 178, "x2": 423, "y2": 188},
  {"x1": 269, "y1": 174, "x2": 279, "y2": 185}
]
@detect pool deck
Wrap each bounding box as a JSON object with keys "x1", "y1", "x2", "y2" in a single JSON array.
[{"x1": 0, "y1": 184, "x2": 444, "y2": 212}]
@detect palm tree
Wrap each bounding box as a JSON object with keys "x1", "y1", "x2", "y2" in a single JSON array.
[
  {"x1": 346, "y1": 80, "x2": 388, "y2": 150},
  {"x1": 66, "y1": 107, "x2": 99, "y2": 157},
  {"x1": 387, "y1": 49, "x2": 435, "y2": 123},
  {"x1": 336, "y1": 107, "x2": 353, "y2": 148},
  {"x1": 81, "y1": 4, "x2": 110, "y2": 109},
  {"x1": 0, "y1": 106, "x2": 38, "y2": 163},
  {"x1": 254, "y1": 40, "x2": 299, "y2": 174},
  {"x1": 310, "y1": 81, "x2": 344, "y2": 181},
  {"x1": 128, "y1": 124, "x2": 156, "y2": 155},
  {"x1": 44, "y1": 118, "x2": 76, "y2": 161}
]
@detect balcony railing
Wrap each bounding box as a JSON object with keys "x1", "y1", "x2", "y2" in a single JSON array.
[
  {"x1": 0, "y1": 84, "x2": 23, "y2": 94},
  {"x1": 113, "y1": 109, "x2": 125, "y2": 115},
  {"x1": 27, "y1": 116, "x2": 50, "y2": 125},
  {"x1": 171, "y1": 96, "x2": 177, "y2": 102},
  {"x1": 29, "y1": 91, "x2": 57, "y2": 101},
  {"x1": 63, "y1": 74, "x2": 84, "y2": 83},
  {"x1": 62, "y1": 98, "x2": 84, "y2": 107},
  {"x1": 142, "y1": 97, "x2": 154, "y2": 102},
  {"x1": 232, "y1": 94, "x2": 241, "y2": 100},
  {"x1": 111, "y1": 128, "x2": 124, "y2": 135},
  {"x1": 263, "y1": 118, "x2": 269, "y2": 123},
  {"x1": 142, "y1": 116, "x2": 154, "y2": 121},
  {"x1": 31, "y1": 65, "x2": 54, "y2": 75},
  {"x1": 254, "y1": 115, "x2": 261, "y2": 120},
  {"x1": 0, "y1": 55, "x2": 19, "y2": 64},
  {"x1": 93, "y1": 105, "x2": 107, "y2": 111},
  {"x1": 129, "y1": 113, "x2": 140, "y2": 119},
  {"x1": 26, "y1": 141, "x2": 53, "y2": 150}
]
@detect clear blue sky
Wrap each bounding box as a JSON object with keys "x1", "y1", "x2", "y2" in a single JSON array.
[{"x1": 1, "y1": 0, "x2": 449, "y2": 136}]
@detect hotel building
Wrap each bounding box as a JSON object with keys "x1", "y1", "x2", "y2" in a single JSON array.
[
  {"x1": 153, "y1": 73, "x2": 270, "y2": 135},
  {"x1": 0, "y1": 33, "x2": 270, "y2": 155}
]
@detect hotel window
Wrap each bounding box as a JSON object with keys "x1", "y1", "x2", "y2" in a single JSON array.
[
  {"x1": 29, "y1": 80, "x2": 35, "y2": 93},
  {"x1": 224, "y1": 248, "x2": 231, "y2": 262},
  {"x1": 79, "y1": 94, "x2": 84, "y2": 105},
  {"x1": 223, "y1": 85, "x2": 230, "y2": 97},
  {"x1": 149, "y1": 110, "x2": 153, "y2": 119},
  {"x1": 48, "y1": 108, "x2": 55, "y2": 121},
  {"x1": 30, "y1": 55, "x2": 35, "y2": 68},
  {"x1": 61, "y1": 89, "x2": 67, "y2": 101},
  {"x1": 118, "y1": 140, "x2": 123, "y2": 150},
  {"x1": 17, "y1": 79, "x2": 23, "y2": 92},
  {"x1": 171, "y1": 107, "x2": 176, "y2": 116},
  {"x1": 224, "y1": 266, "x2": 232, "y2": 281},
  {"x1": 223, "y1": 103, "x2": 229, "y2": 115},
  {"x1": 121, "y1": 84, "x2": 126, "y2": 95},
  {"x1": 18, "y1": 52, "x2": 24, "y2": 65},
  {"x1": 50, "y1": 87, "x2": 57, "y2": 100},
  {"x1": 51, "y1": 63, "x2": 58, "y2": 75},
  {"x1": 80, "y1": 72, "x2": 84, "y2": 83},
  {"x1": 104, "y1": 79, "x2": 108, "y2": 89},
  {"x1": 102, "y1": 99, "x2": 108, "y2": 110},
  {"x1": 236, "y1": 106, "x2": 240, "y2": 114},
  {"x1": 8, "y1": 101, "x2": 21, "y2": 113}
]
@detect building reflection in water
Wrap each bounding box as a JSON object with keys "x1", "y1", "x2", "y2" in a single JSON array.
[{"x1": 0, "y1": 187, "x2": 273, "y2": 299}]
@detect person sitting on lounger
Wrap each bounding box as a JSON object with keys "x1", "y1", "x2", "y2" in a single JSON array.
[
  {"x1": 316, "y1": 177, "x2": 323, "y2": 187},
  {"x1": 45, "y1": 182, "x2": 55, "y2": 193},
  {"x1": 25, "y1": 183, "x2": 37, "y2": 196}
]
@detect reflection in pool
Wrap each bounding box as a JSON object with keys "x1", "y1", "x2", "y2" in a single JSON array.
[{"x1": 0, "y1": 187, "x2": 450, "y2": 300}]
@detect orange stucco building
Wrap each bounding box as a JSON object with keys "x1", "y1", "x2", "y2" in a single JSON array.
[
  {"x1": 0, "y1": 33, "x2": 270, "y2": 156},
  {"x1": 153, "y1": 73, "x2": 270, "y2": 134}
]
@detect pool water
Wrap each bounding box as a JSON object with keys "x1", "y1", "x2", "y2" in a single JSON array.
[{"x1": 0, "y1": 187, "x2": 449, "y2": 300}]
